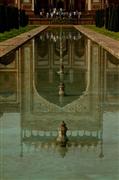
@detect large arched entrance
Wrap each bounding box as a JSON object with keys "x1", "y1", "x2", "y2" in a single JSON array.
[
  {"x1": 74, "y1": 0, "x2": 85, "y2": 11},
  {"x1": 35, "y1": 0, "x2": 49, "y2": 11},
  {"x1": 34, "y1": 0, "x2": 86, "y2": 12},
  {"x1": 57, "y1": 0, "x2": 64, "y2": 9}
]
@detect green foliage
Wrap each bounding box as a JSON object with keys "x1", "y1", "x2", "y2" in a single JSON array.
[
  {"x1": 84, "y1": 25, "x2": 119, "y2": 40},
  {"x1": 0, "y1": 25, "x2": 38, "y2": 42}
]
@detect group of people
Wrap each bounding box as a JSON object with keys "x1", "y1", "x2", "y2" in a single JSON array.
[{"x1": 37, "y1": 8, "x2": 82, "y2": 20}]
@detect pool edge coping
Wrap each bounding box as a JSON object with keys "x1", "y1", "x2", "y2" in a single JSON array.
[
  {"x1": 74, "y1": 25, "x2": 119, "y2": 60},
  {"x1": 0, "y1": 25, "x2": 119, "y2": 61},
  {"x1": 0, "y1": 25, "x2": 48, "y2": 58}
]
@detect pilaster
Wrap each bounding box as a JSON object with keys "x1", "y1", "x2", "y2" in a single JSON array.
[{"x1": 88, "y1": 0, "x2": 92, "y2": 10}]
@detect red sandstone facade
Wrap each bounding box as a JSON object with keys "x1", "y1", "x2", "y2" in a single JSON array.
[
  {"x1": 1, "y1": 0, "x2": 116, "y2": 11},
  {"x1": 1, "y1": 0, "x2": 119, "y2": 25}
]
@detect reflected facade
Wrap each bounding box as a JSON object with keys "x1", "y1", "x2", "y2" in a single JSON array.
[{"x1": 0, "y1": 27, "x2": 119, "y2": 179}]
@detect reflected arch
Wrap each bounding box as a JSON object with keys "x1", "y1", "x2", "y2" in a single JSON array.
[{"x1": 33, "y1": 28, "x2": 89, "y2": 107}]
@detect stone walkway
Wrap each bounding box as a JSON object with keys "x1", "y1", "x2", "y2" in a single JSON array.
[
  {"x1": 75, "y1": 25, "x2": 119, "y2": 59},
  {"x1": 0, "y1": 25, "x2": 48, "y2": 58},
  {"x1": 0, "y1": 25, "x2": 119, "y2": 60}
]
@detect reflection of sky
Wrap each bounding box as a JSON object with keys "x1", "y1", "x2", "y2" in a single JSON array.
[{"x1": 0, "y1": 112, "x2": 119, "y2": 179}]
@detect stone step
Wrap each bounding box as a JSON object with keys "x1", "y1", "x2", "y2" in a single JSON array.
[
  {"x1": 28, "y1": 18, "x2": 95, "y2": 25},
  {"x1": 26, "y1": 10, "x2": 95, "y2": 25}
]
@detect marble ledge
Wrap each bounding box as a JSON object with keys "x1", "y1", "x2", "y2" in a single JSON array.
[
  {"x1": 74, "y1": 25, "x2": 119, "y2": 60},
  {"x1": 0, "y1": 25, "x2": 48, "y2": 58}
]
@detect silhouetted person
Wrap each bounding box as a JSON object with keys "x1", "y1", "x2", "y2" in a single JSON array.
[
  {"x1": 60, "y1": 121, "x2": 68, "y2": 137},
  {"x1": 57, "y1": 121, "x2": 68, "y2": 145}
]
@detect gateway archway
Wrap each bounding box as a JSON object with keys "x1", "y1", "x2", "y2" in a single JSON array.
[{"x1": 34, "y1": 0, "x2": 86, "y2": 11}]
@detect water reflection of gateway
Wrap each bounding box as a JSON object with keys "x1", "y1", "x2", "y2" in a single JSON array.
[
  {"x1": 20, "y1": 27, "x2": 105, "y2": 157},
  {"x1": 0, "y1": 27, "x2": 119, "y2": 157}
]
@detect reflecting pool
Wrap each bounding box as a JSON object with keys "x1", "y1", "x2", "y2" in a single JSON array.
[{"x1": 0, "y1": 27, "x2": 119, "y2": 180}]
